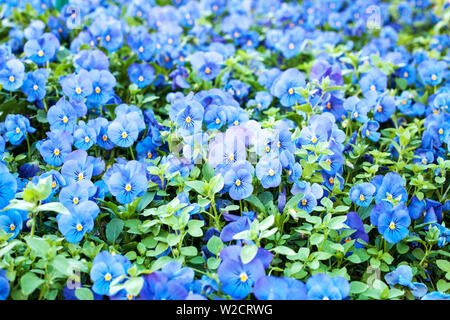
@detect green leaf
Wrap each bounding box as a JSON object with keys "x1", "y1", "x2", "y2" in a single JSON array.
[
  {"x1": 181, "y1": 246, "x2": 198, "y2": 256},
  {"x1": 245, "y1": 195, "x2": 266, "y2": 214},
  {"x1": 328, "y1": 216, "x2": 347, "y2": 230},
  {"x1": 273, "y1": 246, "x2": 296, "y2": 256},
  {"x1": 309, "y1": 233, "x2": 324, "y2": 246},
  {"x1": 240, "y1": 244, "x2": 258, "y2": 264},
  {"x1": 206, "y1": 236, "x2": 224, "y2": 256},
  {"x1": 25, "y1": 236, "x2": 50, "y2": 258},
  {"x1": 350, "y1": 281, "x2": 368, "y2": 294},
  {"x1": 436, "y1": 260, "x2": 450, "y2": 273},
  {"x1": 185, "y1": 180, "x2": 207, "y2": 196},
  {"x1": 106, "y1": 218, "x2": 124, "y2": 243},
  {"x1": 75, "y1": 287, "x2": 94, "y2": 300},
  {"x1": 187, "y1": 219, "x2": 204, "y2": 237},
  {"x1": 36, "y1": 202, "x2": 70, "y2": 215},
  {"x1": 209, "y1": 174, "x2": 224, "y2": 196},
  {"x1": 21, "y1": 272, "x2": 44, "y2": 296},
  {"x1": 124, "y1": 277, "x2": 144, "y2": 296},
  {"x1": 259, "y1": 215, "x2": 274, "y2": 231}
]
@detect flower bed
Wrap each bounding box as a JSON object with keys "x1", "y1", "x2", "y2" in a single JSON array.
[{"x1": 0, "y1": 0, "x2": 449, "y2": 301}]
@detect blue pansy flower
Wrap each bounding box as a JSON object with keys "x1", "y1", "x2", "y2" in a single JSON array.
[
  {"x1": 90, "y1": 251, "x2": 131, "y2": 296},
  {"x1": 57, "y1": 203, "x2": 96, "y2": 243},
  {"x1": 271, "y1": 68, "x2": 306, "y2": 107},
  {"x1": 349, "y1": 182, "x2": 376, "y2": 207},
  {"x1": 104, "y1": 160, "x2": 148, "y2": 204},
  {"x1": 255, "y1": 155, "x2": 282, "y2": 189},
  {"x1": 39, "y1": 130, "x2": 73, "y2": 167},
  {"x1": 0, "y1": 59, "x2": 25, "y2": 91},
  {"x1": 73, "y1": 120, "x2": 97, "y2": 151},
  {"x1": 190, "y1": 51, "x2": 224, "y2": 81},
  {"x1": 21, "y1": 68, "x2": 49, "y2": 102},
  {"x1": 254, "y1": 276, "x2": 308, "y2": 300},
  {"x1": 223, "y1": 161, "x2": 254, "y2": 201},
  {"x1": 417, "y1": 59, "x2": 447, "y2": 86},
  {"x1": 0, "y1": 269, "x2": 10, "y2": 300},
  {"x1": 24, "y1": 33, "x2": 60, "y2": 64},
  {"x1": 371, "y1": 202, "x2": 411, "y2": 244},
  {"x1": 361, "y1": 120, "x2": 381, "y2": 142},
  {"x1": 4, "y1": 114, "x2": 36, "y2": 146},
  {"x1": 306, "y1": 273, "x2": 350, "y2": 300},
  {"x1": 60, "y1": 69, "x2": 93, "y2": 102},
  {"x1": 128, "y1": 63, "x2": 155, "y2": 88},
  {"x1": 359, "y1": 68, "x2": 387, "y2": 97},
  {"x1": 0, "y1": 209, "x2": 23, "y2": 240},
  {"x1": 385, "y1": 265, "x2": 428, "y2": 298}
]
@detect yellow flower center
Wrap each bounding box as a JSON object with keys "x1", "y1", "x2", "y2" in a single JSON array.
[
  {"x1": 389, "y1": 222, "x2": 396, "y2": 230},
  {"x1": 289, "y1": 43, "x2": 294, "y2": 50},
  {"x1": 185, "y1": 116, "x2": 191, "y2": 123},
  {"x1": 269, "y1": 169, "x2": 275, "y2": 176},
  {"x1": 78, "y1": 173, "x2": 84, "y2": 181},
  {"x1": 265, "y1": 146, "x2": 271, "y2": 153},
  {"x1": 33, "y1": 84, "x2": 39, "y2": 90},
  {"x1": 215, "y1": 118, "x2": 221, "y2": 124},
  {"x1": 288, "y1": 88, "x2": 294, "y2": 95},
  {"x1": 138, "y1": 46, "x2": 144, "y2": 53},
  {"x1": 75, "y1": 87, "x2": 82, "y2": 94},
  {"x1": 422, "y1": 158, "x2": 427, "y2": 164},
  {"x1": 233, "y1": 120, "x2": 239, "y2": 126},
  {"x1": 168, "y1": 38, "x2": 173, "y2": 44},
  {"x1": 327, "y1": 159, "x2": 332, "y2": 165},
  {"x1": 15, "y1": 127, "x2": 20, "y2": 133},
  {"x1": 257, "y1": 103, "x2": 262, "y2": 109},
  {"x1": 370, "y1": 85, "x2": 376, "y2": 91},
  {"x1": 95, "y1": 86, "x2": 101, "y2": 94},
  {"x1": 138, "y1": 76, "x2": 144, "y2": 82},
  {"x1": 76, "y1": 223, "x2": 83, "y2": 232},
  {"x1": 147, "y1": 152, "x2": 152, "y2": 159},
  {"x1": 431, "y1": 74, "x2": 437, "y2": 81},
  {"x1": 125, "y1": 183, "x2": 132, "y2": 192},
  {"x1": 359, "y1": 194, "x2": 365, "y2": 201},
  {"x1": 235, "y1": 179, "x2": 241, "y2": 186},
  {"x1": 247, "y1": 40, "x2": 252, "y2": 46},
  {"x1": 228, "y1": 154, "x2": 235, "y2": 162},
  {"x1": 156, "y1": 43, "x2": 161, "y2": 49},
  {"x1": 239, "y1": 272, "x2": 248, "y2": 282},
  {"x1": 312, "y1": 137, "x2": 317, "y2": 143},
  {"x1": 438, "y1": 128, "x2": 443, "y2": 135},
  {"x1": 326, "y1": 102, "x2": 331, "y2": 109},
  {"x1": 54, "y1": 149, "x2": 60, "y2": 156},
  {"x1": 127, "y1": 294, "x2": 133, "y2": 300},
  {"x1": 403, "y1": 72, "x2": 408, "y2": 78},
  {"x1": 329, "y1": 177, "x2": 334, "y2": 184},
  {"x1": 104, "y1": 273, "x2": 112, "y2": 281},
  {"x1": 38, "y1": 50, "x2": 44, "y2": 57},
  {"x1": 366, "y1": 130, "x2": 370, "y2": 136},
  {"x1": 353, "y1": 112, "x2": 358, "y2": 118},
  {"x1": 402, "y1": 100, "x2": 407, "y2": 105},
  {"x1": 90, "y1": 41, "x2": 95, "y2": 46},
  {"x1": 102, "y1": 135, "x2": 108, "y2": 141},
  {"x1": 121, "y1": 132, "x2": 128, "y2": 139},
  {"x1": 377, "y1": 106, "x2": 383, "y2": 112},
  {"x1": 84, "y1": 136, "x2": 90, "y2": 143},
  {"x1": 62, "y1": 116, "x2": 68, "y2": 123},
  {"x1": 105, "y1": 35, "x2": 111, "y2": 42},
  {"x1": 52, "y1": 181, "x2": 57, "y2": 188},
  {"x1": 205, "y1": 67, "x2": 211, "y2": 74},
  {"x1": 9, "y1": 76, "x2": 14, "y2": 82},
  {"x1": 301, "y1": 199, "x2": 307, "y2": 206},
  {"x1": 234, "y1": 31, "x2": 240, "y2": 38},
  {"x1": 10, "y1": 224, "x2": 15, "y2": 231},
  {"x1": 137, "y1": 10, "x2": 142, "y2": 17},
  {"x1": 73, "y1": 197, "x2": 79, "y2": 204}
]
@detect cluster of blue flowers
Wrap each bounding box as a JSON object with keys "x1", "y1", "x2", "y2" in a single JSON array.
[{"x1": 0, "y1": 0, "x2": 448, "y2": 301}]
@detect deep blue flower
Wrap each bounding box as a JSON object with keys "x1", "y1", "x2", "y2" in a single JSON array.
[
  {"x1": 128, "y1": 63, "x2": 155, "y2": 88},
  {"x1": 21, "y1": 69, "x2": 49, "y2": 102},
  {"x1": 39, "y1": 130, "x2": 73, "y2": 167},
  {"x1": 342, "y1": 211, "x2": 369, "y2": 249},
  {"x1": 104, "y1": 160, "x2": 148, "y2": 204},
  {"x1": 0, "y1": 209, "x2": 23, "y2": 240},
  {"x1": 306, "y1": 273, "x2": 350, "y2": 300},
  {"x1": 359, "y1": 68, "x2": 387, "y2": 97},
  {"x1": 87, "y1": 69, "x2": 116, "y2": 105},
  {"x1": 361, "y1": 120, "x2": 381, "y2": 142},
  {"x1": 385, "y1": 265, "x2": 428, "y2": 298},
  {"x1": 372, "y1": 202, "x2": 411, "y2": 244},
  {"x1": 60, "y1": 69, "x2": 93, "y2": 102},
  {"x1": 107, "y1": 114, "x2": 140, "y2": 148},
  {"x1": 271, "y1": 68, "x2": 306, "y2": 107},
  {"x1": 254, "y1": 276, "x2": 308, "y2": 300},
  {"x1": 0, "y1": 269, "x2": 9, "y2": 300},
  {"x1": 223, "y1": 161, "x2": 254, "y2": 201},
  {"x1": 373, "y1": 172, "x2": 408, "y2": 205},
  {"x1": 24, "y1": 33, "x2": 60, "y2": 64},
  {"x1": 417, "y1": 59, "x2": 447, "y2": 86},
  {"x1": 373, "y1": 94, "x2": 396, "y2": 123},
  {"x1": 349, "y1": 182, "x2": 376, "y2": 207},
  {"x1": 90, "y1": 251, "x2": 130, "y2": 296},
  {"x1": 0, "y1": 59, "x2": 25, "y2": 91},
  {"x1": 190, "y1": 51, "x2": 223, "y2": 81},
  {"x1": 73, "y1": 121, "x2": 97, "y2": 151},
  {"x1": 47, "y1": 98, "x2": 78, "y2": 133},
  {"x1": 4, "y1": 114, "x2": 36, "y2": 146},
  {"x1": 57, "y1": 204, "x2": 95, "y2": 243},
  {"x1": 255, "y1": 155, "x2": 282, "y2": 189}
]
